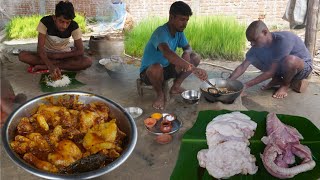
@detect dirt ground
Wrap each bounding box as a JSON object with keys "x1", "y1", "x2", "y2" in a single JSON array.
[{"x1": 1, "y1": 39, "x2": 320, "y2": 179}]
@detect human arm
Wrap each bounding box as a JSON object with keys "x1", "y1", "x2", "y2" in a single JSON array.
[
  {"x1": 181, "y1": 45, "x2": 208, "y2": 80},
  {"x1": 229, "y1": 59, "x2": 251, "y2": 80},
  {"x1": 37, "y1": 33, "x2": 61, "y2": 80},
  {"x1": 47, "y1": 38, "x2": 84, "y2": 60},
  {"x1": 158, "y1": 43, "x2": 207, "y2": 80},
  {"x1": 245, "y1": 62, "x2": 278, "y2": 88},
  {"x1": 158, "y1": 43, "x2": 193, "y2": 70},
  {"x1": 181, "y1": 45, "x2": 192, "y2": 67}
]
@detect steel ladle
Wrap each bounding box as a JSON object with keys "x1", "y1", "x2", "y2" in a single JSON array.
[{"x1": 204, "y1": 79, "x2": 220, "y2": 94}]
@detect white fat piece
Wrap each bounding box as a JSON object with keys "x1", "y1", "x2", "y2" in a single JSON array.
[
  {"x1": 199, "y1": 141, "x2": 258, "y2": 179},
  {"x1": 198, "y1": 112, "x2": 258, "y2": 179}
]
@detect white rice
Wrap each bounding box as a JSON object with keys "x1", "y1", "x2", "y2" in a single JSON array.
[{"x1": 46, "y1": 75, "x2": 71, "y2": 87}]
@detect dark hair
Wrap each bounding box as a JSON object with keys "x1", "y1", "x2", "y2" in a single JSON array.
[
  {"x1": 169, "y1": 1, "x2": 192, "y2": 16},
  {"x1": 55, "y1": 1, "x2": 75, "y2": 20},
  {"x1": 246, "y1": 20, "x2": 268, "y2": 40}
]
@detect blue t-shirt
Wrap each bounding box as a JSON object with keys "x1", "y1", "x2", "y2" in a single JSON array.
[
  {"x1": 246, "y1": 31, "x2": 312, "y2": 72},
  {"x1": 140, "y1": 23, "x2": 189, "y2": 73}
]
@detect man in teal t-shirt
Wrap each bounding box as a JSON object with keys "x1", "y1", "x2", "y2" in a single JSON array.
[{"x1": 140, "y1": 1, "x2": 207, "y2": 110}]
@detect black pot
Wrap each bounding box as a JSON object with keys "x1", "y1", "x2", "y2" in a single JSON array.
[{"x1": 200, "y1": 75, "x2": 244, "y2": 104}]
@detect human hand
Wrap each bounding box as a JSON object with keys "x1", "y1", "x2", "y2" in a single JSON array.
[
  {"x1": 48, "y1": 65, "x2": 61, "y2": 80},
  {"x1": 192, "y1": 67, "x2": 208, "y2": 81},
  {"x1": 182, "y1": 63, "x2": 195, "y2": 72},
  {"x1": 241, "y1": 83, "x2": 249, "y2": 97}
]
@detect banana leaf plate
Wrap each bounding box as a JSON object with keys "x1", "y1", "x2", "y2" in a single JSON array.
[
  {"x1": 171, "y1": 110, "x2": 320, "y2": 180},
  {"x1": 40, "y1": 71, "x2": 85, "y2": 92}
]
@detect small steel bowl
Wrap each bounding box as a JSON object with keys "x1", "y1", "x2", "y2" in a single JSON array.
[
  {"x1": 12, "y1": 48, "x2": 21, "y2": 55},
  {"x1": 124, "y1": 107, "x2": 143, "y2": 118},
  {"x1": 181, "y1": 90, "x2": 201, "y2": 104}
]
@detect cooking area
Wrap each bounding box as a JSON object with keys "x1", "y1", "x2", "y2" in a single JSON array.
[{"x1": 1, "y1": 38, "x2": 320, "y2": 179}]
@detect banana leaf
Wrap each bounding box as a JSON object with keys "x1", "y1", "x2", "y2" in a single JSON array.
[
  {"x1": 39, "y1": 71, "x2": 85, "y2": 92},
  {"x1": 171, "y1": 110, "x2": 320, "y2": 180}
]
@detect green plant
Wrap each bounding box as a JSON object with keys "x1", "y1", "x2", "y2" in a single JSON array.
[
  {"x1": 6, "y1": 15, "x2": 42, "y2": 39},
  {"x1": 74, "y1": 13, "x2": 87, "y2": 33},
  {"x1": 186, "y1": 16, "x2": 246, "y2": 60},
  {"x1": 124, "y1": 16, "x2": 246, "y2": 61},
  {"x1": 124, "y1": 16, "x2": 166, "y2": 58},
  {"x1": 5, "y1": 13, "x2": 87, "y2": 39}
]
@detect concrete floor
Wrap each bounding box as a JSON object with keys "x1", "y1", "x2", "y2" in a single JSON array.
[{"x1": 1, "y1": 40, "x2": 320, "y2": 180}]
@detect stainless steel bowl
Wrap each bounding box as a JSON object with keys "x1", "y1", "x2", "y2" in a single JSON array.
[
  {"x1": 181, "y1": 90, "x2": 201, "y2": 104},
  {"x1": 124, "y1": 107, "x2": 143, "y2": 118},
  {"x1": 1, "y1": 91, "x2": 138, "y2": 179}
]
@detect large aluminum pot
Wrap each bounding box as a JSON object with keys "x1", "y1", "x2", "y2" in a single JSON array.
[
  {"x1": 200, "y1": 72, "x2": 244, "y2": 104},
  {"x1": 1, "y1": 91, "x2": 138, "y2": 179}
]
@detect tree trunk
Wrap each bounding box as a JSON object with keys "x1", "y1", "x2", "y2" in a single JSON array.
[{"x1": 305, "y1": 0, "x2": 319, "y2": 62}]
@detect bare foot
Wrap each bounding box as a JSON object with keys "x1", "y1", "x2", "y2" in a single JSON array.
[
  {"x1": 33, "y1": 65, "x2": 48, "y2": 71},
  {"x1": 272, "y1": 86, "x2": 289, "y2": 99},
  {"x1": 261, "y1": 77, "x2": 282, "y2": 90},
  {"x1": 170, "y1": 86, "x2": 185, "y2": 94},
  {"x1": 153, "y1": 94, "x2": 165, "y2": 110}
]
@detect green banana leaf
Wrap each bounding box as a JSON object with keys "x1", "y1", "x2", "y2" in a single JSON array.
[
  {"x1": 171, "y1": 110, "x2": 320, "y2": 180},
  {"x1": 39, "y1": 71, "x2": 85, "y2": 92}
]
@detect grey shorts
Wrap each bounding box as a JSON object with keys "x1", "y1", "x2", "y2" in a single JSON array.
[
  {"x1": 293, "y1": 61, "x2": 313, "y2": 80},
  {"x1": 276, "y1": 60, "x2": 313, "y2": 80},
  {"x1": 272, "y1": 60, "x2": 312, "y2": 80}
]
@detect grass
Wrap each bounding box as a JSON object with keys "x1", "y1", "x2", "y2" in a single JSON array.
[
  {"x1": 124, "y1": 16, "x2": 247, "y2": 61},
  {"x1": 5, "y1": 13, "x2": 87, "y2": 39},
  {"x1": 124, "y1": 17, "x2": 166, "y2": 58}
]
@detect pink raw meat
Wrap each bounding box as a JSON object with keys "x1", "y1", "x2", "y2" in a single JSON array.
[{"x1": 260, "y1": 113, "x2": 316, "y2": 179}]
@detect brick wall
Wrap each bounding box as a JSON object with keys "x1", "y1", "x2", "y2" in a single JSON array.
[
  {"x1": 0, "y1": 0, "x2": 289, "y2": 28},
  {"x1": 125, "y1": 0, "x2": 289, "y2": 26}
]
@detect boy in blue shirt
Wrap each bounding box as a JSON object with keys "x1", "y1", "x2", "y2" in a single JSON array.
[
  {"x1": 140, "y1": 1, "x2": 207, "y2": 110},
  {"x1": 229, "y1": 20, "x2": 312, "y2": 99}
]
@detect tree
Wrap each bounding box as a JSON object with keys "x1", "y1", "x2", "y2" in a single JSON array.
[{"x1": 305, "y1": 0, "x2": 320, "y2": 62}]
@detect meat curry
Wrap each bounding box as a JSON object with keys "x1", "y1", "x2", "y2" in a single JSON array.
[{"x1": 10, "y1": 96, "x2": 126, "y2": 173}]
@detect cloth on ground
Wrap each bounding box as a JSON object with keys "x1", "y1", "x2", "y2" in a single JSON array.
[
  {"x1": 282, "y1": 0, "x2": 308, "y2": 29},
  {"x1": 27, "y1": 66, "x2": 49, "y2": 74}
]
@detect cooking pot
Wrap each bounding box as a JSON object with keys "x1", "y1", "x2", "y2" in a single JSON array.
[{"x1": 200, "y1": 72, "x2": 244, "y2": 104}]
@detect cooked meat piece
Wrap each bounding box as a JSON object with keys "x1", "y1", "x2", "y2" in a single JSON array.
[
  {"x1": 10, "y1": 133, "x2": 50, "y2": 154},
  {"x1": 83, "y1": 120, "x2": 118, "y2": 154},
  {"x1": 23, "y1": 153, "x2": 58, "y2": 173},
  {"x1": 49, "y1": 125, "x2": 63, "y2": 146},
  {"x1": 35, "y1": 114, "x2": 49, "y2": 131},
  {"x1": 79, "y1": 110, "x2": 100, "y2": 133},
  {"x1": 11, "y1": 135, "x2": 36, "y2": 154},
  {"x1": 17, "y1": 117, "x2": 34, "y2": 135},
  {"x1": 48, "y1": 140, "x2": 82, "y2": 167}
]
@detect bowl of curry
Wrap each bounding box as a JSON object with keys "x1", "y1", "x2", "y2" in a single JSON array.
[{"x1": 2, "y1": 91, "x2": 138, "y2": 179}]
